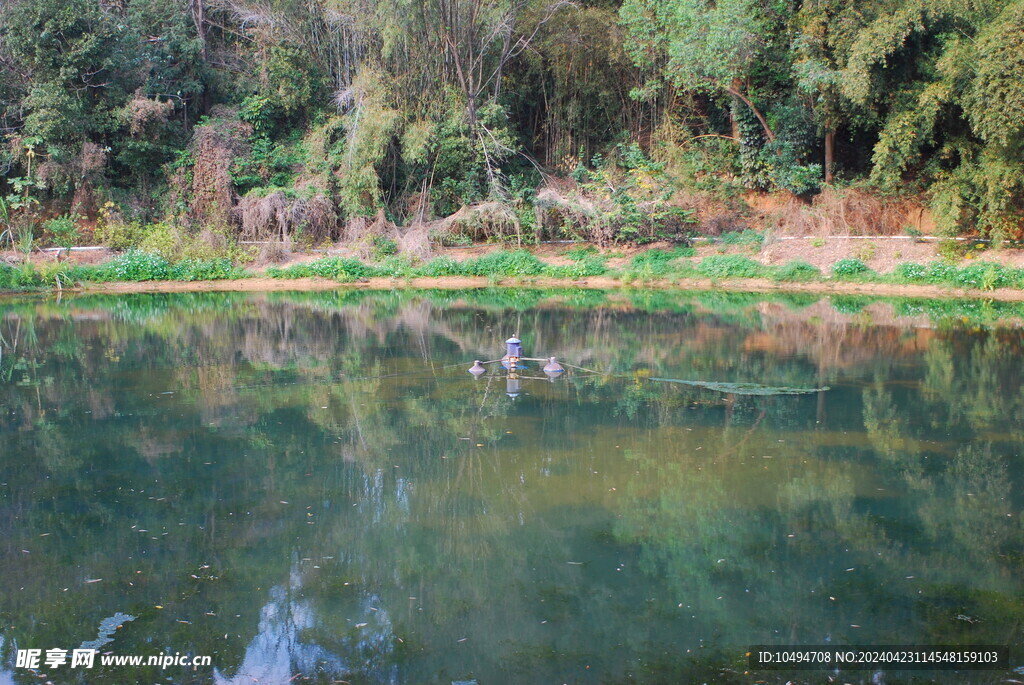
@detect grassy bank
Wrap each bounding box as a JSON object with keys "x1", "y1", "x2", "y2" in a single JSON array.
[{"x1": 7, "y1": 244, "x2": 1024, "y2": 300}]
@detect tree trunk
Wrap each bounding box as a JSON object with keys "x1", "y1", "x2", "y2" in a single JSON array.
[
  {"x1": 725, "y1": 85, "x2": 775, "y2": 143},
  {"x1": 189, "y1": 0, "x2": 211, "y2": 114},
  {"x1": 189, "y1": 0, "x2": 207, "y2": 61},
  {"x1": 824, "y1": 127, "x2": 835, "y2": 184},
  {"x1": 730, "y1": 78, "x2": 741, "y2": 140}
]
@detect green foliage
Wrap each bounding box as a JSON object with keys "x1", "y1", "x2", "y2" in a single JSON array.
[
  {"x1": 773, "y1": 260, "x2": 821, "y2": 282},
  {"x1": 3, "y1": 0, "x2": 1024, "y2": 241},
  {"x1": 574, "y1": 144, "x2": 697, "y2": 244},
  {"x1": 168, "y1": 258, "x2": 246, "y2": 282},
  {"x1": 547, "y1": 253, "x2": 609, "y2": 279},
  {"x1": 374, "y1": 255, "x2": 416, "y2": 278},
  {"x1": 696, "y1": 255, "x2": 766, "y2": 279},
  {"x1": 561, "y1": 245, "x2": 599, "y2": 259},
  {"x1": 831, "y1": 258, "x2": 872, "y2": 279},
  {"x1": 937, "y1": 239, "x2": 969, "y2": 263},
  {"x1": 42, "y1": 214, "x2": 81, "y2": 248},
  {"x1": 717, "y1": 230, "x2": 764, "y2": 247},
  {"x1": 267, "y1": 257, "x2": 375, "y2": 281},
  {"x1": 74, "y1": 250, "x2": 245, "y2": 284},
  {"x1": 627, "y1": 247, "x2": 696, "y2": 276},
  {"x1": 264, "y1": 45, "x2": 320, "y2": 119},
  {"x1": 895, "y1": 262, "x2": 928, "y2": 281},
  {"x1": 336, "y1": 69, "x2": 402, "y2": 218},
  {"x1": 100, "y1": 251, "x2": 171, "y2": 281},
  {"x1": 0, "y1": 263, "x2": 46, "y2": 291},
  {"x1": 895, "y1": 260, "x2": 1022, "y2": 291},
  {"x1": 5, "y1": 0, "x2": 133, "y2": 151},
  {"x1": 621, "y1": 0, "x2": 765, "y2": 93},
  {"x1": 95, "y1": 220, "x2": 148, "y2": 250},
  {"x1": 417, "y1": 256, "x2": 464, "y2": 277},
  {"x1": 461, "y1": 250, "x2": 547, "y2": 277},
  {"x1": 964, "y1": 3, "x2": 1024, "y2": 149},
  {"x1": 370, "y1": 236, "x2": 398, "y2": 261},
  {"x1": 136, "y1": 223, "x2": 181, "y2": 260}
]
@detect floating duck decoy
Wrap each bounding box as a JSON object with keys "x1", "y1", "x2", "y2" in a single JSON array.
[{"x1": 543, "y1": 357, "x2": 564, "y2": 378}]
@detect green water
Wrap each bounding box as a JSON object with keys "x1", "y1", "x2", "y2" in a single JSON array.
[{"x1": 1, "y1": 290, "x2": 1022, "y2": 685}]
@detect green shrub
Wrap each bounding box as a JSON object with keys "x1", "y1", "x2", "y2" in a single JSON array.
[
  {"x1": 561, "y1": 245, "x2": 599, "y2": 259},
  {"x1": 547, "y1": 256, "x2": 608, "y2": 279},
  {"x1": 953, "y1": 262, "x2": 1008, "y2": 290},
  {"x1": 137, "y1": 223, "x2": 183, "y2": 261},
  {"x1": 169, "y1": 258, "x2": 246, "y2": 281},
  {"x1": 0, "y1": 264, "x2": 16, "y2": 290},
  {"x1": 267, "y1": 257, "x2": 375, "y2": 280},
  {"x1": 697, "y1": 255, "x2": 766, "y2": 279},
  {"x1": 101, "y1": 251, "x2": 171, "y2": 281},
  {"x1": 895, "y1": 262, "x2": 928, "y2": 281},
  {"x1": 462, "y1": 250, "x2": 546, "y2": 277},
  {"x1": 549, "y1": 249, "x2": 609, "y2": 279},
  {"x1": 66, "y1": 264, "x2": 103, "y2": 283},
  {"x1": 95, "y1": 220, "x2": 148, "y2": 250},
  {"x1": 374, "y1": 255, "x2": 415, "y2": 278},
  {"x1": 371, "y1": 235, "x2": 398, "y2": 260},
  {"x1": 43, "y1": 214, "x2": 81, "y2": 248},
  {"x1": 416, "y1": 256, "x2": 465, "y2": 277},
  {"x1": 831, "y1": 258, "x2": 872, "y2": 279},
  {"x1": 718, "y1": 229, "x2": 764, "y2": 247},
  {"x1": 937, "y1": 239, "x2": 969, "y2": 263},
  {"x1": 922, "y1": 262, "x2": 958, "y2": 283},
  {"x1": 773, "y1": 260, "x2": 821, "y2": 282},
  {"x1": 0, "y1": 263, "x2": 46, "y2": 290},
  {"x1": 627, "y1": 247, "x2": 695, "y2": 276}
]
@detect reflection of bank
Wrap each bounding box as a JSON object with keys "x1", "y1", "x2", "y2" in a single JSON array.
[{"x1": 469, "y1": 336, "x2": 567, "y2": 399}]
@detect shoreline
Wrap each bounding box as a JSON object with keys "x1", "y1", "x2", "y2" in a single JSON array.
[{"x1": 46, "y1": 274, "x2": 1024, "y2": 302}]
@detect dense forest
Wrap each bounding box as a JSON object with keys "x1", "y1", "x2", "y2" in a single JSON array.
[{"x1": 1, "y1": 0, "x2": 1023, "y2": 251}]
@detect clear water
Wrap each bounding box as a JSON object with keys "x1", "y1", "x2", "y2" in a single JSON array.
[{"x1": 1, "y1": 290, "x2": 1022, "y2": 685}]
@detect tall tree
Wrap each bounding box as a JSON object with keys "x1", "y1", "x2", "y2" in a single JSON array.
[
  {"x1": 792, "y1": 0, "x2": 859, "y2": 183},
  {"x1": 620, "y1": 0, "x2": 776, "y2": 142}
]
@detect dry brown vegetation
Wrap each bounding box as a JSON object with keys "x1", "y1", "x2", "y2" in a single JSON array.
[
  {"x1": 236, "y1": 191, "x2": 338, "y2": 242},
  {"x1": 441, "y1": 202, "x2": 525, "y2": 243},
  {"x1": 755, "y1": 187, "x2": 927, "y2": 237},
  {"x1": 181, "y1": 108, "x2": 253, "y2": 228}
]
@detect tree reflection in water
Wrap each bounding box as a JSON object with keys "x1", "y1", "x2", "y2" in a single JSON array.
[{"x1": 0, "y1": 290, "x2": 1021, "y2": 684}]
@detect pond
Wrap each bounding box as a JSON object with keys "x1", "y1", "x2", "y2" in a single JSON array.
[{"x1": 1, "y1": 289, "x2": 1022, "y2": 684}]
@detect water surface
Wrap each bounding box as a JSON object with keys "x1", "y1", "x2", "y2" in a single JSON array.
[{"x1": 1, "y1": 290, "x2": 1022, "y2": 684}]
